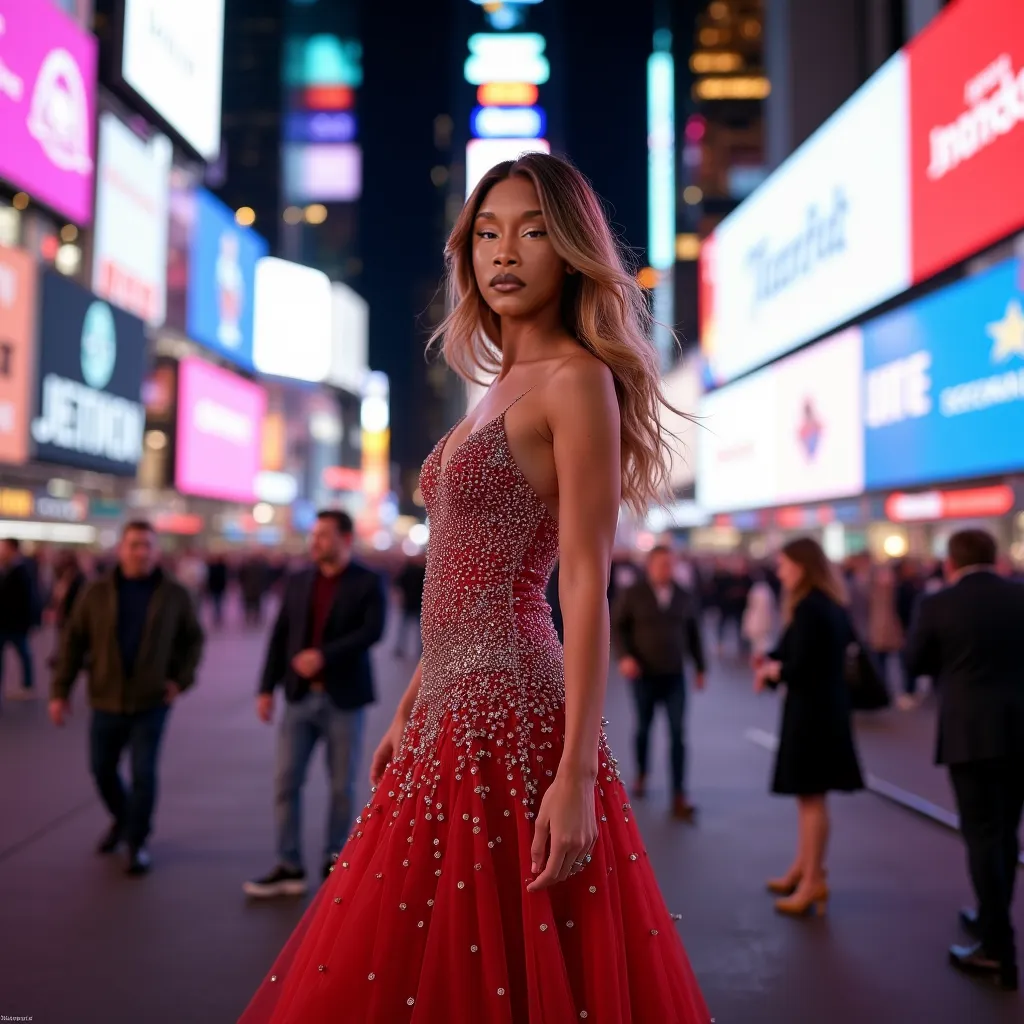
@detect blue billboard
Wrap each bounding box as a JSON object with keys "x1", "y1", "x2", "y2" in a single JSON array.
[
  {"x1": 187, "y1": 190, "x2": 268, "y2": 370},
  {"x1": 863, "y1": 258, "x2": 1024, "y2": 489}
]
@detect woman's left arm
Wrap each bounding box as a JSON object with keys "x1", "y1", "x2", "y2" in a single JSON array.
[{"x1": 527, "y1": 359, "x2": 620, "y2": 892}]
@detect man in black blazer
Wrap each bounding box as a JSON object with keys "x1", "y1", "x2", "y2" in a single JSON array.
[
  {"x1": 612, "y1": 545, "x2": 706, "y2": 821},
  {"x1": 244, "y1": 510, "x2": 386, "y2": 898},
  {"x1": 905, "y1": 529, "x2": 1024, "y2": 992}
]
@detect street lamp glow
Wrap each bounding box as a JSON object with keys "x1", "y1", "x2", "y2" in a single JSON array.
[
  {"x1": 235, "y1": 206, "x2": 256, "y2": 227},
  {"x1": 253, "y1": 503, "x2": 274, "y2": 525}
]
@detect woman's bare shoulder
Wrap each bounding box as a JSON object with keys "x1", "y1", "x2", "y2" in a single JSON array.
[{"x1": 542, "y1": 349, "x2": 617, "y2": 409}]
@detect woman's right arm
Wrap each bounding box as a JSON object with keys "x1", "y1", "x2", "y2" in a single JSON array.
[
  {"x1": 394, "y1": 658, "x2": 423, "y2": 723},
  {"x1": 370, "y1": 658, "x2": 423, "y2": 786}
]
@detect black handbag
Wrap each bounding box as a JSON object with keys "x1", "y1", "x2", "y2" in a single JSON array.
[{"x1": 845, "y1": 638, "x2": 890, "y2": 711}]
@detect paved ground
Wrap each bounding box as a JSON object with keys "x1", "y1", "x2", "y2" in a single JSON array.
[{"x1": 0, "y1": 607, "x2": 1020, "y2": 1023}]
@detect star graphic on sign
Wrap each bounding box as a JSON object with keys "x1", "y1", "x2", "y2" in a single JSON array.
[{"x1": 986, "y1": 299, "x2": 1024, "y2": 363}]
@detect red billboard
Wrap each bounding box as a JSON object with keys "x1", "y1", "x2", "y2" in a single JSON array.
[{"x1": 908, "y1": 0, "x2": 1024, "y2": 283}]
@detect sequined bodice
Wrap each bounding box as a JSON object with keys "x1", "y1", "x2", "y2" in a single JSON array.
[
  {"x1": 420, "y1": 410, "x2": 560, "y2": 645},
  {"x1": 395, "y1": 406, "x2": 566, "y2": 809}
]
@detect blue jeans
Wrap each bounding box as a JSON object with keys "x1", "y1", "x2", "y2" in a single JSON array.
[
  {"x1": 90, "y1": 706, "x2": 170, "y2": 848},
  {"x1": 633, "y1": 673, "x2": 687, "y2": 796},
  {"x1": 275, "y1": 692, "x2": 364, "y2": 870},
  {"x1": 0, "y1": 631, "x2": 34, "y2": 692}
]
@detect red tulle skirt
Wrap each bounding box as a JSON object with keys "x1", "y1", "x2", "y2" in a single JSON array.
[{"x1": 238, "y1": 710, "x2": 710, "y2": 1023}]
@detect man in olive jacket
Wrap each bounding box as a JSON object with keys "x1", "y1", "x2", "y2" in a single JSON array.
[{"x1": 50, "y1": 520, "x2": 205, "y2": 875}]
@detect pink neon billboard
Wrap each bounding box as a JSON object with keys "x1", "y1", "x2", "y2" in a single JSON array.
[
  {"x1": 0, "y1": 2, "x2": 98, "y2": 224},
  {"x1": 175, "y1": 357, "x2": 265, "y2": 503}
]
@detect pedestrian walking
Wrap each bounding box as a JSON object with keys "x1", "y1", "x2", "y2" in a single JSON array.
[
  {"x1": 755, "y1": 537, "x2": 864, "y2": 918},
  {"x1": 0, "y1": 537, "x2": 38, "y2": 702},
  {"x1": 868, "y1": 562, "x2": 908, "y2": 706},
  {"x1": 49, "y1": 520, "x2": 205, "y2": 875},
  {"x1": 905, "y1": 528, "x2": 1024, "y2": 992},
  {"x1": 612, "y1": 544, "x2": 707, "y2": 821},
  {"x1": 206, "y1": 554, "x2": 229, "y2": 628},
  {"x1": 239, "y1": 552, "x2": 268, "y2": 627},
  {"x1": 245, "y1": 509, "x2": 386, "y2": 898},
  {"x1": 742, "y1": 567, "x2": 778, "y2": 664}
]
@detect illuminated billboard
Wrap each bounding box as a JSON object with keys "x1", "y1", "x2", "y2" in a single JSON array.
[
  {"x1": 471, "y1": 106, "x2": 545, "y2": 139},
  {"x1": 699, "y1": 55, "x2": 910, "y2": 387},
  {"x1": 253, "y1": 257, "x2": 332, "y2": 383},
  {"x1": 697, "y1": 328, "x2": 865, "y2": 512},
  {"x1": 465, "y1": 138, "x2": 550, "y2": 198},
  {"x1": 122, "y1": 0, "x2": 225, "y2": 161},
  {"x1": 464, "y1": 34, "x2": 550, "y2": 85},
  {"x1": 92, "y1": 113, "x2": 172, "y2": 326}
]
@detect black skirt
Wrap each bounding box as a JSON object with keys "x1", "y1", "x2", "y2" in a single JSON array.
[{"x1": 772, "y1": 689, "x2": 865, "y2": 795}]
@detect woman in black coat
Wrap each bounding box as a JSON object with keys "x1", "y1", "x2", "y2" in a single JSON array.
[{"x1": 755, "y1": 537, "x2": 864, "y2": 917}]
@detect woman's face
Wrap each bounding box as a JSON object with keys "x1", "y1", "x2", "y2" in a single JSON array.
[
  {"x1": 777, "y1": 552, "x2": 804, "y2": 593},
  {"x1": 472, "y1": 175, "x2": 569, "y2": 320}
]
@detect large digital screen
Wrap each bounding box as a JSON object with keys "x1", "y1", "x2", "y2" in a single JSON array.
[
  {"x1": 31, "y1": 274, "x2": 145, "y2": 475},
  {"x1": 187, "y1": 189, "x2": 268, "y2": 370},
  {"x1": 121, "y1": 0, "x2": 225, "y2": 161},
  {"x1": 863, "y1": 258, "x2": 1024, "y2": 490},
  {"x1": 0, "y1": 246, "x2": 37, "y2": 466},
  {"x1": 906, "y1": 0, "x2": 1024, "y2": 284},
  {"x1": 253, "y1": 258, "x2": 332, "y2": 383},
  {"x1": 699, "y1": 55, "x2": 911, "y2": 388},
  {"x1": 660, "y1": 356, "x2": 702, "y2": 491},
  {"x1": 175, "y1": 357, "x2": 265, "y2": 503},
  {"x1": 328, "y1": 283, "x2": 369, "y2": 395},
  {"x1": 0, "y1": 1, "x2": 97, "y2": 224},
  {"x1": 464, "y1": 33, "x2": 550, "y2": 85},
  {"x1": 283, "y1": 142, "x2": 362, "y2": 203},
  {"x1": 465, "y1": 137, "x2": 550, "y2": 198},
  {"x1": 92, "y1": 113, "x2": 172, "y2": 326},
  {"x1": 697, "y1": 328, "x2": 865, "y2": 512}
]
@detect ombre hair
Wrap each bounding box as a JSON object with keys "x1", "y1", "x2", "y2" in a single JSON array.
[
  {"x1": 428, "y1": 152, "x2": 685, "y2": 516},
  {"x1": 780, "y1": 537, "x2": 848, "y2": 624}
]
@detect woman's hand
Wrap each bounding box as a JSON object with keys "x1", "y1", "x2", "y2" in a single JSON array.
[
  {"x1": 527, "y1": 772, "x2": 598, "y2": 892},
  {"x1": 754, "y1": 659, "x2": 782, "y2": 693},
  {"x1": 369, "y1": 714, "x2": 408, "y2": 788}
]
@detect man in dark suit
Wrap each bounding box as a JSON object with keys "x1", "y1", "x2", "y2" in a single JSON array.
[
  {"x1": 905, "y1": 529, "x2": 1024, "y2": 992},
  {"x1": 245, "y1": 510, "x2": 386, "y2": 898},
  {"x1": 612, "y1": 545, "x2": 706, "y2": 821}
]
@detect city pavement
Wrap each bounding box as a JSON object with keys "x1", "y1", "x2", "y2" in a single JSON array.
[{"x1": 0, "y1": 610, "x2": 1020, "y2": 1024}]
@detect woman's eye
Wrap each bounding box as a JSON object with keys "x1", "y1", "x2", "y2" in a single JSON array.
[
  {"x1": 524, "y1": 230, "x2": 547, "y2": 238},
  {"x1": 476, "y1": 230, "x2": 497, "y2": 240}
]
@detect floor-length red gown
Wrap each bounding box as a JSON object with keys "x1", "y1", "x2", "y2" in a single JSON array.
[{"x1": 238, "y1": 398, "x2": 711, "y2": 1023}]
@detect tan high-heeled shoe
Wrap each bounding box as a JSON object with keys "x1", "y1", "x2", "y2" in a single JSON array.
[
  {"x1": 774, "y1": 883, "x2": 829, "y2": 917},
  {"x1": 766, "y1": 875, "x2": 801, "y2": 896}
]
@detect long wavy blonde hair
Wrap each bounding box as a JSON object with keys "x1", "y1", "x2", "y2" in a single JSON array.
[{"x1": 429, "y1": 152, "x2": 683, "y2": 516}]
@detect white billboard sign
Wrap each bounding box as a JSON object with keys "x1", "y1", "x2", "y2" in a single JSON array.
[
  {"x1": 122, "y1": 0, "x2": 225, "y2": 161},
  {"x1": 328, "y1": 283, "x2": 369, "y2": 395},
  {"x1": 660, "y1": 356, "x2": 703, "y2": 490},
  {"x1": 697, "y1": 328, "x2": 865, "y2": 512},
  {"x1": 92, "y1": 113, "x2": 171, "y2": 326},
  {"x1": 253, "y1": 257, "x2": 332, "y2": 383},
  {"x1": 700, "y1": 55, "x2": 910, "y2": 387}
]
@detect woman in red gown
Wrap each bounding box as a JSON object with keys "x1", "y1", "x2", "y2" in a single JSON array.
[{"x1": 238, "y1": 153, "x2": 710, "y2": 1023}]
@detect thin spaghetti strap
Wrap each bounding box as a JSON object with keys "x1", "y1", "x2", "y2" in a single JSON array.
[{"x1": 499, "y1": 384, "x2": 538, "y2": 418}]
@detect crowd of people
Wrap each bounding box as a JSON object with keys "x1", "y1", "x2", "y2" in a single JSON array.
[{"x1": 2, "y1": 519, "x2": 1021, "y2": 996}]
